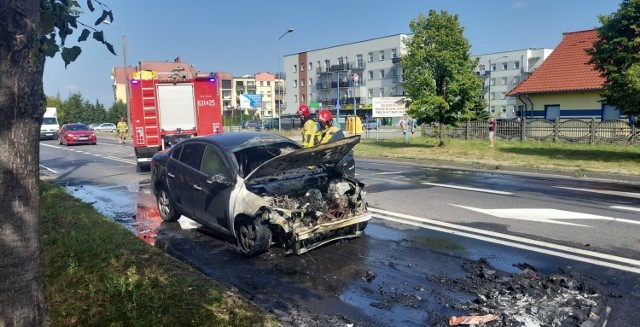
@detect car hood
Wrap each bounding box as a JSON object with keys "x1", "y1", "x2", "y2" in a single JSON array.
[{"x1": 245, "y1": 135, "x2": 360, "y2": 182}]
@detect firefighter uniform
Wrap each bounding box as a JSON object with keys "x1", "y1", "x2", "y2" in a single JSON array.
[
  {"x1": 301, "y1": 119, "x2": 320, "y2": 147},
  {"x1": 319, "y1": 125, "x2": 340, "y2": 144}
]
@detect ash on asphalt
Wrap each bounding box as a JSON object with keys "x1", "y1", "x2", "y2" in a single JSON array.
[{"x1": 65, "y1": 182, "x2": 638, "y2": 327}]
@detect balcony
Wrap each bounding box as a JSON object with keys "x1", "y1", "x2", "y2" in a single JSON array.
[
  {"x1": 476, "y1": 70, "x2": 490, "y2": 77},
  {"x1": 316, "y1": 82, "x2": 332, "y2": 90},
  {"x1": 392, "y1": 57, "x2": 401, "y2": 64},
  {"x1": 350, "y1": 61, "x2": 365, "y2": 70},
  {"x1": 329, "y1": 63, "x2": 350, "y2": 71},
  {"x1": 316, "y1": 66, "x2": 331, "y2": 74}
]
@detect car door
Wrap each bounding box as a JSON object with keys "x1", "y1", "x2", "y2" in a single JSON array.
[
  {"x1": 167, "y1": 142, "x2": 205, "y2": 219},
  {"x1": 192, "y1": 145, "x2": 235, "y2": 233}
]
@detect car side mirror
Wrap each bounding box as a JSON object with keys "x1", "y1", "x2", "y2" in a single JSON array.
[{"x1": 209, "y1": 174, "x2": 231, "y2": 186}]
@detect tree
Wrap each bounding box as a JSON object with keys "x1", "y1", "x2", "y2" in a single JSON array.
[
  {"x1": 587, "y1": 0, "x2": 640, "y2": 117},
  {"x1": 402, "y1": 10, "x2": 482, "y2": 146},
  {"x1": 106, "y1": 99, "x2": 127, "y2": 123},
  {"x1": 0, "y1": 1, "x2": 115, "y2": 325}
]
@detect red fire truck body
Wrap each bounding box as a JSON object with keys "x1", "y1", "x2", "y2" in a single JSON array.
[{"x1": 128, "y1": 71, "x2": 222, "y2": 169}]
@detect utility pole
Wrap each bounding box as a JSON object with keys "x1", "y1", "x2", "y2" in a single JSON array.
[{"x1": 277, "y1": 28, "x2": 294, "y2": 131}]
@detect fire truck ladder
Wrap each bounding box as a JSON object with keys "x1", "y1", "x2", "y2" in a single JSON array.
[{"x1": 139, "y1": 79, "x2": 161, "y2": 146}]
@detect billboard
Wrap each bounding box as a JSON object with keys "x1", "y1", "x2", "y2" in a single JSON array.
[
  {"x1": 372, "y1": 97, "x2": 407, "y2": 117},
  {"x1": 239, "y1": 94, "x2": 263, "y2": 109}
]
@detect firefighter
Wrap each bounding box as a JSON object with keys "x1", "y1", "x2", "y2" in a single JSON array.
[
  {"x1": 317, "y1": 109, "x2": 343, "y2": 144},
  {"x1": 116, "y1": 116, "x2": 128, "y2": 144},
  {"x1": 298, "y1": 104, "x2": 319, "y2": 147}
]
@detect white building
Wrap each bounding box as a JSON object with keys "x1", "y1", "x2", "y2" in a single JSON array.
[
  {"x1": 283, "y1": 34, "x2": 411, "y2": 117},
  {"x1": 475, "y1": 48, "x2": 553, "y2": 119}
]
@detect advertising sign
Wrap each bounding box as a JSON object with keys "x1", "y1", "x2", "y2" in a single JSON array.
[
  {"x1": 240, "y1": 94, "x2": 263, "y2": 109},
  {"x1": 372, "y1": 97, "x2": 407, "y2": 117}
]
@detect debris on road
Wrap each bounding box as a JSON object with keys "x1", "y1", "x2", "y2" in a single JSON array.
[{"x1": 448, "y1": 313, "x2": 498, "y2": 326}]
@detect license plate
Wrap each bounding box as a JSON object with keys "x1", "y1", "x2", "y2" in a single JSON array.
[
  {"x1": 45, "y1": 133, "x2": 53, "y2": 136},
  {"x1": 78, "y1": 137, "x2": 88, "y2": 140}
]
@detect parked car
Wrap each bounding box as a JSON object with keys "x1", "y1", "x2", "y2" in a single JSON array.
[
  {"x1": 255, "y1": 120, "x2": 279, "y2": 131},
  {"x1": 150, "y1": 132, "x2": 369, "y2": 256},
  {"x1": 58, "y1": 123, "x2": 97, "y2": 146},
  {"x1": 88, "y1": 123, "x2": 101, "y2": 130},
  {"x1": 93, "y1": 123, "x2": 117, "y2": 133},
  {"x1": 242, "y1": 120, "x2": 261, "y2": 129},
  {"x1": 362, "y1": 118, "x2": 379, "y2": 130}
]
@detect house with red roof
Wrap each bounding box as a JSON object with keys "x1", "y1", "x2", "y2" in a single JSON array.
[{"x1": 508, "y1": 29, "x2": 623, "y2": 121}]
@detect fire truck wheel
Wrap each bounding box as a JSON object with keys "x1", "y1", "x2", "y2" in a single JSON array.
[
  {"x1": 157, "y1": 186, "x2": 180, "y2": 222},
  {"x1": 235, "y1": 216, "x2": 271, "y2": 256}
]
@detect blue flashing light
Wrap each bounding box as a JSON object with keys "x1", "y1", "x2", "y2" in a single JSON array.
[
  {"x1": 131, "y1": 80, "x2": 139, "y2": 84},
  {"x1": 209, "y1": 77, "x2": 216, "y2": 82}
]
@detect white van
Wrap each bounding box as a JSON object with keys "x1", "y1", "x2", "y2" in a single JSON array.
[{"x1": 40, "y1": 107, "x2": 60, "y2": 140}]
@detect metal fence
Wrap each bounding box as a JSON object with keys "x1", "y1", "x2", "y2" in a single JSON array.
[{"x1": 421, "y1": 118, "x2": 640, "y2": 145}]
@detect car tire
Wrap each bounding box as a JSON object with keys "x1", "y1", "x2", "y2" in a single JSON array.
[
  {"x1": 157, "y1": 186, "x2": 180, "y2": 222},
  {"x1": 235, "y1": 216, "x2": 271, "y2": 256},
  {"x1": 357, "y1": 221, "x2": 368, "y2": 232}
]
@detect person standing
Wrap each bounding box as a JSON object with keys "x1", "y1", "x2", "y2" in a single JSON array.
[
  {"x1": 317, "y1": 109, "x2": 343, "y2": 144},
  {"x1": 116, "y1": 116, "x2": 128, "y2": 144},
  {"x1": 400, "y1": 114, "x2": 408, "y2": 142},
  {"x1": 488, "y1": 117, "x2": 496, "y2": 147},
  {"x1": 297, "y1": 104, "x2": 319, "y2": 147}
]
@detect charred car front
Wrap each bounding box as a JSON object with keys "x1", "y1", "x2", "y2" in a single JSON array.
[{"x1": 150, "y1": 132, "x2": 370, "y2": 256}]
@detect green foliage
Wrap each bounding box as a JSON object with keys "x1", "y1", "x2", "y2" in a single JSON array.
[
  {"x1": 402, "y1": 10, "x2": 482, "y2": 145},
  {"x1": 106, "y1": 99, "x2": 127, "y2": 123},
  {"x1": 40, "y1": 0, "x2": 117, "y2": 67},
  {"x1": 587, "y1": 0, "x2": 640, "y2": 116}
]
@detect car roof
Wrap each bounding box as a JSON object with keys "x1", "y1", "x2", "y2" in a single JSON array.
[{"x1": 179, "y1": 132, "x2": 299, "y2": 151}]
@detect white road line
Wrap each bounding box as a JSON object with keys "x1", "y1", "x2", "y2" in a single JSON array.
[
  {"x1": 372, "y1": 171, "x2": 407, "y2": 175},
  {"x1": 452, "y1": 205, "x2": 640, "y2": 226},
  {"x1": 554, "y1": 186, "x2": 640, "y2": 199},
  {"x1": 104, "y1": 156, "x2": 136, "y2": 165},
  {"x1": 39, "y1": 164, "x2": 58, "y2": 174},
  {"x1": 611, "y1": 205, "x2": 640, "y2": 212},
  {"x1": 422, "y1": 182, "x2": 513, "y2": 195},
  {"x1": 369, "y1": 207, "x2": 640, "y2": 274}
]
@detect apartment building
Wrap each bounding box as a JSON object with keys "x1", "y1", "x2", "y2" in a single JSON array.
[
  {"x1": 475, "y1": 48, "x2": 553, "y2": 119},
  {"x1": 283, "y1": 34, "x2": 411, "y2": 117}
]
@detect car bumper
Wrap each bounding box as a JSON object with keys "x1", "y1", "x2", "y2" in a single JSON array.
[{"x1": 292, "y1": 212, "x2": 371, "y2": 254}]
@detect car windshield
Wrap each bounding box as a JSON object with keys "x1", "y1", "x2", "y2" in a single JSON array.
[
  {"x1": 43, "y1": 118, "x2": 57, "y2": 124},
  {"x1": 67, "y1": 124, "x2": 90, "y2": 131},
  {"x1": 233, "y1": 143, "x2": 299, "y2": 177}
]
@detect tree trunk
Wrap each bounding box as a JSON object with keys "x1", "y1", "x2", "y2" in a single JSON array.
[
  {"x1": 0, "y1": 1, "x2": 48, "y2": 326},
  {"x1": 438, "y1": 121, "x2": 446, "y2": 147}
]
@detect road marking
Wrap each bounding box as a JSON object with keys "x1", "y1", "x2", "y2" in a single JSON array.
[
  {"x1": 554, "y1": 186, "x2": 640, "y2": 199},
  {"x1": 369, "y1": 207, "x2": 640, "y2": 274},
  {"x1": 452, "y1": 205, "x2": 640, "y2": 226},
  {"x1": 422, "y1": 182, "x2": 513, "y2": 195},
  {"x1": 41, "y1": 143, "x2": 135, "y2": 165},
  {"x1": 104, "y1": 156, "x2": 136, "y2": 165},
  {"x1": 372, "y1": 171, "x2": 407, "y2": 175},
  {"x1": 39, "y1": 164, "x2": 58, "y2": 174},
  {"x1": 611, "y1": 205, "x2": 640, "y2": 212}
]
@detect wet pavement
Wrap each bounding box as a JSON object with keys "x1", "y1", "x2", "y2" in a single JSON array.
[{"x1": 60, "y1": 179, "x2": 640, "y2": 326}]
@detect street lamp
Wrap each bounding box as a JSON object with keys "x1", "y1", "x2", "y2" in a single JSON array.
[
  {"x1": 487, "y1": 55, "x2": 508, "y2": 116},
  {"x1": 277, "y1": 28, "x2": 294, "y2": 131},
  {"x1": 103, "y1": 21, "x2": 130, "y2": 128}
]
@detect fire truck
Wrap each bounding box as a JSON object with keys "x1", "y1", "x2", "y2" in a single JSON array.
[{"x1": 128, "y1": 69, "x2": 223, "y2": 170}]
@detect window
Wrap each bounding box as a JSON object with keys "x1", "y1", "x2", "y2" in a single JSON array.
[
  {"x1": 490, "y1": 106, "x2": 495, "y2": 113},
  {"x1": 391, "y1": 48, "x2": 397, "y2": 58},
  {"x1": 490, "y1": 78, "x2": 496, "y2": 86},
  {"x1": 478, "y1": 64, "x2": 486, "y2": 71},
  {"x1": 368, "y1": 89, "x2": 373, "y2": 98},
  {"x1": 545, "y1": 105, "x2": 560, "y2": 120},
  {"x1": 491, "y1": 63, "x2": 496, "y2": 71},
  {"x1": 294, "y1": 95, "x2": 298, "y2": 103},
  {"x1": 368, "y1": 71, "x2": 374, "y2": 80},
  {"x1": 293, "y1": 80, "x2": 297, "y2": 87},
  {"x1": 301, "y1": 94, "x2": 305, "y2": 102},
  {"x1": 501, "y1": 106, "x2": 507, "y2": 113},
  {"x1": 379, "y1": 88, "x2": 384, "y2": 96},
  {"x1": 325, "y1": 59, "x2": 330, "y2": 69},
  {"x1": 201, "y1": 146, "x2": 229, "y2": 178},
  {"x1": 380, "y1": 69, "x2": 385, "y2": 79},
  {"x1": 179, "y1": 143, "x2": 205, "y2": 170},
  {"x1": 512, "y1": 76, "x2": 520, "y2": 84},
  {"x1": 392, "y1": 67, "x2": 397, "y2": 77},
  {"x1": 338, "y1": 57, "x2": 344, "y2": 65},
  {"x1": 368, "y1": 52, "x2": 373, "y2": 62},
  {"x1": 293, "y1": 64, "x2": 297, "y2": 73},
  {"x1": 379, "y1": 50, "x2": 385, "y2": 61},
  {"x1": 300, "y1": 63, "x2": 304, "y2": 72},
  {"x1": 502, "y1": 62, "x2": 508, "y2": 70},
  {"x1": 308, "y1": 62, "x2": 312, "y2": 71},
  {"x1": 514, "y1": 61, "x2": 520, "y2": 69},
  {"x1": 309, "y1": 78, "x2": 313, "y2": 85},
  {"x1": 501, "y1": 92, "x2": 506, "y2": 100},
  {"x1": 260, "y1": 81, "x2": 264, "y2": 86},
  {"x1": 490, "y1": 92, "x2": 495, "y2": 100},
  {"x1": 501, "y1": 77, "x2": 507, "y2": 85},
  {"x1": 300, "y1": 79, "x2": 305, "y2": 87},
  {"x1": 356, "y1": 54, "x2": 364, "y2": 68}
]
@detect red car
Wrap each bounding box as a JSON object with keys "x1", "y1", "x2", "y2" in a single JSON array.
[{"x1": 58, "y1": 123, "x2": 97, "y2": 146}]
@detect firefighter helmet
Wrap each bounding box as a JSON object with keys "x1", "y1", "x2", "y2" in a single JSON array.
[
  {"x1": 318, "y1": 109, "x2": 333, "y2": 126},
  {"x1": 297, "y1": 104, "x2": 311, "y2": 118}
]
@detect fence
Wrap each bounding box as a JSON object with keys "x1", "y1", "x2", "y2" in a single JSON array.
[{"x1": 421, "y1": 118, "x2": 639, "y2": 145}]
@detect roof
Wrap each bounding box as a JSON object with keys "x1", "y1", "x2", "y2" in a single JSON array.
[
  {"x1": 138, "y1": 61, "x2": 198, "y2": 80},
  {"x1": 508, "y1": 30, "x2": 604, "y2": 96}
]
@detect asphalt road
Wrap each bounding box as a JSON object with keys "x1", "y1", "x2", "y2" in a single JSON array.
[{"x1": 39, "y1": 136, "x2": 640, "y2": 326}]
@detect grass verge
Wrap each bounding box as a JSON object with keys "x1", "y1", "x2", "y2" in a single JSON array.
[
  {"x1": 39, "y1": 182, "x2": 281, "y2": 327},
  {"x1": 354, "y1": 136, "x2": 640, "y2": 178}
]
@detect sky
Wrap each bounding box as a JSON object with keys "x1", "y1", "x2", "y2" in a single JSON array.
[{"x1": 43, "y1": 0, "x2": 622, "y2": 108}]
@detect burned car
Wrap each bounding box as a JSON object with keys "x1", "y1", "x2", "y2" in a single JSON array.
[{"x1": 150, "y1": 132, "x2": 370, "y2": 256}]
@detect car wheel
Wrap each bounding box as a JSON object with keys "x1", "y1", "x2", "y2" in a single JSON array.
[
  {"x1": 235, "y1": 216, "x2": 271, "y2": 256},
  {"x1": 157, "y1": 186, "x2": 180, "y2": 222},
  {"x1": 357, "y1": 221, "x2": 368, "y2": 232}
]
